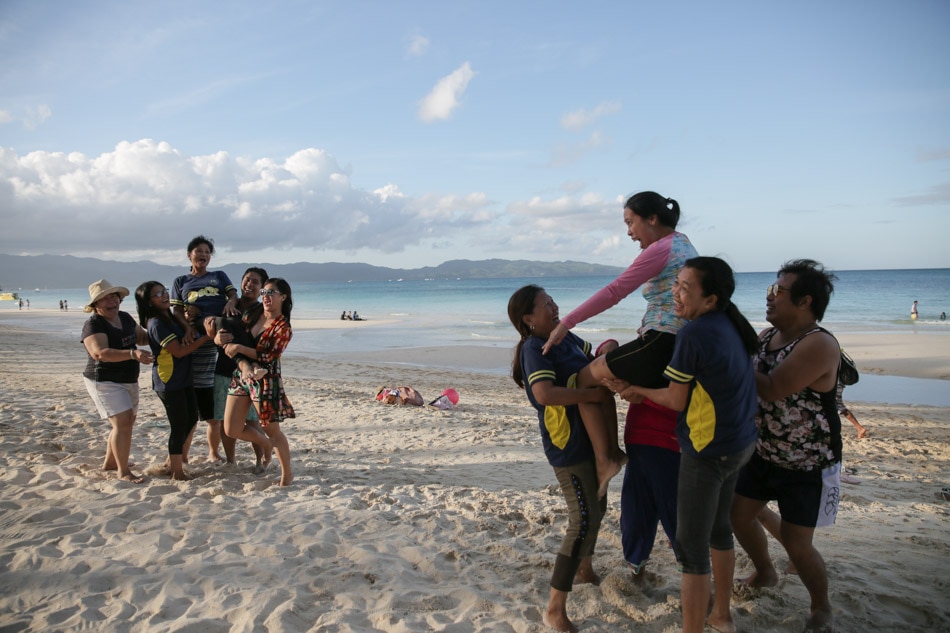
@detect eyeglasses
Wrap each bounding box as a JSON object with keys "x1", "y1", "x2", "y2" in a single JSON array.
[
  {"x1": 151, "y1": 289, "x2": 169, "y2": 298},
  {"x1": 766, "y1": 284, "x2": 789, "y2": 298},
  {"x1": 260, "y1": 289, "x2": 283, "y2": 297}
]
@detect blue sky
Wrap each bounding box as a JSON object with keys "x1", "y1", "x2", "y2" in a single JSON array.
[{"x1": 1, "y1": 0, "x2": 948, "y2": 272}]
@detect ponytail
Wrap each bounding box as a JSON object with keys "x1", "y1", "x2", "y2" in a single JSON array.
[
  {"x1": 725, "y1": 302, "x2": 759, "y2": 356},
  {"x1": 508, "y1": 285, "x2": 544, "y2": 388}
]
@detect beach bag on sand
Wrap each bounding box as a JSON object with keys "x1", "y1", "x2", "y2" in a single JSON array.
[
  {"x1": 839, "y1": 349, "x2": 859, "y2": 386},
  {"x1": 375, "y1": 386, "x2": 425, "y2": 406}
]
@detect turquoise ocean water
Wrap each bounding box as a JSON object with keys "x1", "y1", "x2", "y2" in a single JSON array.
[{"x1": 4, "y1": 268, "x2": 949, "y2": 404}]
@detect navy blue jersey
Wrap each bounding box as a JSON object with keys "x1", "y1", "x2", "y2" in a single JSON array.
[
  {"x1": 520, "y1": 332, "x2": 595, "y2": 467},
  {"x1": 664, "y1": 310, "x2": 758, "y2": 457},
  {"x1": 147, "y1": 317, "x2": 193, "y2": 393}
]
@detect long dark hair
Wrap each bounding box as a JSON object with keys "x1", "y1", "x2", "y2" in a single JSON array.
[
  {"x1": 684, "y1": 257, "x2": 758, "y2": 355},
  {"x1": 507, "y1": 284, "x2": 544, "y2": 388},
  {"x1": 625, "y1": 191, "x2": 681, "y2": 229},
  {"x1": 135, "y1": 281, "x2": 175, "y2": 329},
  {"x1": 265, "y1": 278, "x2": 293, "y2": 325}
]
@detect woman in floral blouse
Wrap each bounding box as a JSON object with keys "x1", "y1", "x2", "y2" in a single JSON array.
[{"x1": 220, "y1": 278, "x2": 295, "y2": 486}]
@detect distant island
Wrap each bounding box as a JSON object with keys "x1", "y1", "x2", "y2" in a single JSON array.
[{"x1": 0, "y1": 254, "x2": 626, "y2": 289}]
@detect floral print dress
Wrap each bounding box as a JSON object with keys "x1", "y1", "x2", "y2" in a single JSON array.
[{"x1": 229, "y1": 314, "x2": 295, "y2": 425}]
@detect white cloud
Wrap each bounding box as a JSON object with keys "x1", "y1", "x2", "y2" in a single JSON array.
[
  {"x1": 406, "y1": 34, "x2": 429, "y2": 58},
  {"x1": 560, "y1": 101, "x2": 621, "y2": 131},
  {"x1": 0, "y1": 139, "x2": 497, "y2": 260},
  {"x1": 418, "y1": 62, "x2": 475, "y2": 122},
  {"x1": 0, "y1": 110, "x2": 13, "y2": 124}
]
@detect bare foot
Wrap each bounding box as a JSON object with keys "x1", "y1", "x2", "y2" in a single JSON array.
[
  {"x1": 804, "y1": 609, "x2": 835, "y2": 632},
  {"x1": 103, "y1": 461, "x2": 136, "y2": 471},
  {"x1": 856, "y1": 427, "x2": 868, "y2": 439},
  {"x1": 279, "y1": 474, "x2": 293, "y2": 487},
  {"x1": 737, "y1": 568, "x2": 779, "y2": 590},
  {"x1": 573, "y1": 569, "x2": 601, "y2": 586},
  {"x1": 596, "y1": 455, "x2": 626, "y2": 498},
  {"x1": 707, "y1": 615, "x2": 736, "y2": 633},
  {"x1": 542, "y1": 609, "x2": 578, "y2": 633},
  {"x1": 120, "y1": 472, "x2": 146, "y2": 484},
  {"x1": 170, "y1": 471, "x2": 194, "y2": 481}
]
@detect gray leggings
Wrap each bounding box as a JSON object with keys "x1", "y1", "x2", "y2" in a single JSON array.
[{"x1": 550, "y1": 459, "x2": 606, "y2": 591}]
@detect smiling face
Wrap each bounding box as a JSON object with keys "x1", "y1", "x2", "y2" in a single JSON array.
[
  {"x1": 188, "y1": 243, "x2": 213, "y2": 274},
  {"x1": 672, "y1": 267, "x2": 717, "y2": 321},
  {"x1": 260, "y1": 283, "x2": 285, "y2": 314},
  {"x1": 242, "y1": 271, "x2": 264, "y2": 301},
  {"x1": 522, "y1": 290, "x2": 559, "y2": 338},
  {"x1": 93, "y1": 293, "x2": 123, "y2": 319},
  {"x1": 149, "y1": 285, "x2": 170, "y2": 311},
  {"x1": 765, "y1": 272, "x2": 797, "y2": 325}
]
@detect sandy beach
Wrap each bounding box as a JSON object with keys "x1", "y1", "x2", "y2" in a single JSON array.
[{"x1": 1, "y1": 312, "x2": 948, "y2": 632}]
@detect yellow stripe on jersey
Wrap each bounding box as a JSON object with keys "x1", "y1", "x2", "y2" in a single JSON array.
[
  {"x1": 527, "y1": 369, "x2": 556, "y2": 385},
  {"x1": 685, "y1": 381, "x2": 716, "y2": 452}
]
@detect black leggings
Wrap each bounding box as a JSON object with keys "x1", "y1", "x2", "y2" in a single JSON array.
[{"x1": 157, "y1": 387, "x2": 199, "y2": 455}]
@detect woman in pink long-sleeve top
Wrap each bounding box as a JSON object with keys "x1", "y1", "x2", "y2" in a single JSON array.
[{"x1": 543, "y1": 191, "x2": 698, "y2": 496}]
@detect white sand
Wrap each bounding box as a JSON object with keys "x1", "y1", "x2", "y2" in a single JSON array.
[{"x1": 0, "y1": 314, "x2": 948, "y2": 632}]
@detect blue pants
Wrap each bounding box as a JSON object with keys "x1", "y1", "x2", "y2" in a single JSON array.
[{"x1": 620, "y1": 444, "x2": 680, "y2": 571}]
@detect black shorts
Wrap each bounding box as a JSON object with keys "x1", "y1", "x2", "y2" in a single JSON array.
[
  {"x1": 735, "y1": 452, "x2": 840, "y2": 528},
  {"x1": 604, "y1": 330, "x2": 677, "y2": 389},
  {"x1": 194, "y1": 386, "x2": 215, "y2": 421}
]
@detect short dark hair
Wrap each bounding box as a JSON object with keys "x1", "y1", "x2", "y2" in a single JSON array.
[
  {"x1": 187, "y1": 235, "x2": 215, "y2": 255},
  {"x1": 243, "y1": 267, "x2": 269, "y2": 285},
  {"x1": 778, "y1": 259, "x2": 837, "y2": 321},
  {"x1": 624, "y1": 191, "x2": 680, "y2": 229}
]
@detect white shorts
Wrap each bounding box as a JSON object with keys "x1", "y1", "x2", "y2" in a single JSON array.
[
  {"x1": 84, "y1": 377, "x2": 139, "y2": 419},
  {"x1": 816, "y1": 462, "x2": 841, "y2": 528}
]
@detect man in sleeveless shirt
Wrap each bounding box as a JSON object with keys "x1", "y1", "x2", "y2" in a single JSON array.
[{"x1": 731, "y1": 260, "x2": 841, "y2": 633}]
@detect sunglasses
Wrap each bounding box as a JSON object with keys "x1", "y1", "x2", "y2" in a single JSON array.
[
  {"x1": 151, "y1": 289, "x2": 169, "y2": 298},
  {"x1": 260, "y1": 288, "x2": 283, "y2": 297},
  {"x1": 766, "y1": 284, "x2": 789, "y2": 298}
]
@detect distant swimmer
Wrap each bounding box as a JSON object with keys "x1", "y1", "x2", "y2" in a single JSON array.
[
  {"x1": 911, "y1": 300, "x2": 918, "y2": 320},
  {"x1": 941, "y1": 312, "x2": 947, "y2": 321}
]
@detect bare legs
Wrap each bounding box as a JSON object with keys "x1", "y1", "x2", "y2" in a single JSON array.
[
  {"x1": 843, "y1": 410, "x2": 868, "y2": 438},
  {"x1": 732, "y1": 495, "x2": 834, "y2": 632},
  {"x1": 576, "y1": 357, "x2": 625, "y2": 497},
  {"x1": 543, "y1": 557, "x2": 599, "y2": 633},
  {"x1": 263, "y1": 421, "x2": 292, "y2": 486},
  {"x1": 223, "y1": 395, "x2": 272, "y2": 469},
  {"x1": 101, "y1": 409, "x2": 144, "y2": 483}
]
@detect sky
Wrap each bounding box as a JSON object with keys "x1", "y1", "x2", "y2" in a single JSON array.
[{"x1": 1, "y1": 0, "x2": 948, "y2": 273}]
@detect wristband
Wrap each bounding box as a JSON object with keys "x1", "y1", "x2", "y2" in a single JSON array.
[{"x1": 130, "y1": 349, "x2": 135, "y2": 360}]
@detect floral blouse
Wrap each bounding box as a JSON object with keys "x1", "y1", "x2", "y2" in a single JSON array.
[
  {"x1": 230, "y1": 314, "x2": 295, "y2": 425},
  {"x1": 754, "y1": 327, "x2": 842, "y2": 472}
]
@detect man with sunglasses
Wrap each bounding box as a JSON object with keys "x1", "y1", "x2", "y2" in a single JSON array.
[{"x1": 730, "y1": 259, "x2": 841, "y2": 633}]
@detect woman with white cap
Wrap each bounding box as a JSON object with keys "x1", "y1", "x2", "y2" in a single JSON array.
[{"x1": 81, "y1": 279, "x2": 154, "y2": 483}]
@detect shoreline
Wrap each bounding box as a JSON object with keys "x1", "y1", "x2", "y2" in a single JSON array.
[{"x1": 3, "y1": 311, "x2": 949, "y2": 382}]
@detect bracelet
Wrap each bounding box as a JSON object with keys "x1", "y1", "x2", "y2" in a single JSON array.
[{"x1": 129, "y1": 349, "x2": 135, "y2": 360}]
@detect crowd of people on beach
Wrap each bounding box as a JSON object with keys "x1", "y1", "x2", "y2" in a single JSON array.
[
  {"x1": 80, "y1": 235, "x2": 296, "y2": 487},
  {"x1": 508, "y1": 191, "x2": 850, "y2": 633},
  {"x1": 74, "y1": 193, "x2": 866, "y2": 633}
]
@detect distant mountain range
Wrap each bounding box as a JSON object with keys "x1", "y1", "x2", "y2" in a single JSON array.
[{"x1": 0, "y1": 254, "x2": 625, "y2": 290}]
